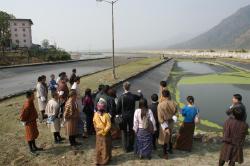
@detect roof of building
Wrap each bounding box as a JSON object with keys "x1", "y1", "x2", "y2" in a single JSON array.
[{"x1": 9, "y1": 19, "x2": 33, "y2": 25}]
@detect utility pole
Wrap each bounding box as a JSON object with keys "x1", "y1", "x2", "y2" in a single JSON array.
[{"x1": 97, "y1": 0, "x2": 119, "y2": 79}]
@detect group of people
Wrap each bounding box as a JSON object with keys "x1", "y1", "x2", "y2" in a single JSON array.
[{"x1": 19, "y1": 69, "x2": 249, "y2": 166}]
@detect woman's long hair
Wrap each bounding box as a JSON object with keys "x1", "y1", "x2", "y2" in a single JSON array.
[
  {"x1": 139, "y1": 98, "x2": 149, "y2": 119},
  {"x1": 85, "y1": 88, "x2": 92, "y2": 97}
]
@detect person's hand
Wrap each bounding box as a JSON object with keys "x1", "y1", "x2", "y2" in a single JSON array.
[
  {"x1": 172, "y1": 115, "x2": 178, "y2": 123},
  {"x1": 41, "y1": 96, "x2": 46, "y2": 102},
  {"x1": 164, "y1": 128, "x2": 170, "y2": 134}
]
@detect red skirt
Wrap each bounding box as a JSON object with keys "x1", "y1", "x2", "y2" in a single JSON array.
[
  {"x1": 174, "y1": 122, "x2": 195, "y2": 151},
  {"x1": 25, "y1": 121, "x2": 39, "y2": 142}
]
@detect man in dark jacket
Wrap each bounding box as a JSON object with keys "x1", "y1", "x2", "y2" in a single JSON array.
[
  {"x1": 226, "y1": 94, "x2": 247, "y2": 122},
  {"x1": 116, "y1": 81, "x2": 143, "y2": 152},
  {"x1": 150, "y1": 93, "x2": 159, "y2": 150},
  {"x1": 69, "y1": 69, "x2": 77, "y2": 86}
]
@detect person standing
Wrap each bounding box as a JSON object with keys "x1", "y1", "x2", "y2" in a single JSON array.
[
  {"x1": 219, "y1": 107, "x2": 249, "y2": 166},
  {"x1": 71, "y1": 76, "x2": 87, "y2": 138},
  {"x1": 48, "y1": 74, "x2": 58, "y2": 94},
  {"x1": 20, "y1": 91, "x2": 43, "y2": 155},
  {"x1": 45, "y1": 92, "x2": 64, "y2": 144},
  {"x1": 116, "y1": 82, "x2": 143, "y2": 152},
  {"x1": 133, "y1": 98, "x2": 156, "y2": 159},
  {"x1": 93, "y1": 84, "x2": 104, "y2": 102},
  {"x1": 174, "y1": 96, "x2": 199, "y2": 152},
  {"x1": 93, "y1": 99, "x2": 112, "y2": 165},
  {"x1": 95, "y1": 85, "x2": 110, "y2": 112},
  {"x1": 226, "y1": 94, "x2": 247, "y2": 122},
  {"x1": 157, "y1": 90, "x2": 178, "y2": 159},
  {"x1": 36, "y1": 75, "x2": 48, "y2": 121},
  {"x1": 57, "y1": 74, "x2": 69, "y2": 118},
  {"x1": 83, "y1": 88, "x2": 95, "y2": 135},
  {"x1": 64, "y1": 90, "x2": 81, "y2": 147},
  {"x1": 150, "y1": 94, "x2": 159, "y2": 150},
  {"x1": 69, "y1": 69, "x2": 77, "y2": 86},
  {"x1": 159, "y1": 81, "x2": 168, "y2": 103}
]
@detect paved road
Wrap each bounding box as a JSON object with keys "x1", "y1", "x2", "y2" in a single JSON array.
[
  {"x1": 115, "y1": 59, "x2": 175, "y2": 101},
  {"x1": 0, "y1": 54, "x2": 149, "y2": 99}
]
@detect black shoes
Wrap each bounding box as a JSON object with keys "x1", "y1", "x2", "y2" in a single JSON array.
[
  {"x1": 30, "y1": 150, "x2": 39, "y2": 156},
  {"x1": 34, "y1": 147, "x2": 44, "y2": 151}
]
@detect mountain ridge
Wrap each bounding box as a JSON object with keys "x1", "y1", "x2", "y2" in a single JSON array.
[{"x1": 170, "y1": 4, "x2": 250, "y2": 49}]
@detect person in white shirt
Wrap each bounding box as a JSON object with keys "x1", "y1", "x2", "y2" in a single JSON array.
[
  {"x1": 133, "y1": 98, "x2": 156, "y2": 159},
  {"x1": 36, "y1": 75, "x2": 48, "y2": 121},
  {"x1": 45, "y1": 92, "x2": 64, "y2": 144}
]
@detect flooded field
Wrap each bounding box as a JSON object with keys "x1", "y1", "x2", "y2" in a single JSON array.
[{"x1": 172, "y1": 60, "x2": 250, "y2": 125}]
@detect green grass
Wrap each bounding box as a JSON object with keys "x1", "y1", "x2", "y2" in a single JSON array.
[{"x1": 179, "y1": 71, "x2": 250, "y2": 85}]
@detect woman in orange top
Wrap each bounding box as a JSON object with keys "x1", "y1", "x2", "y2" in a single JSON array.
[{"x1": 93, "y1": 98, "x2": 112, "y2": 165}]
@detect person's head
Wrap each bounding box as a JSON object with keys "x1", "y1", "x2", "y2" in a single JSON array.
[
  {"x1": 232, "y1": 94, "x2": 242, "y2": 105},
  {"x1": 160, "y1": 81, "x2": 167, "y2": 88},
  {"x1": 108, "y1": 88, "x2": 117, "y2": 98},
  {"x1": 26, "y1": 90, "x2": 34, "y2": 101},
  {"x1": 162, "y1": 90, "x2": 171, "y2": 99},
  {"x1": 98, "y1": 84, "x2": 104, "y2": 92},
  {"x1": 97, "y1": 98, "x2": 107, "y2": 113},
  {"x1": 41, "y1": 75, "x2": 46, "y2": 83},
  {"x1": 60, "y1": 74, "x2": 68, "y2": 82},
  {"x1": 123, "y1": 81, "x2": 131, "y2": 91},
  {"x1": 59, "y1": 72, "x2": 66, "y2": 78},
  {"x1": 50, "y1": 74, "x2": 55, "y2": 80},
  {"x1": 187, "y1": 96, "x2": 194, "y2": 105},
  {"x1": 37, "y1": 76, "x2": 43, "y2": 82},
  {"x1": 103, "y1": 85, "x2": 110, "y2": 94},
  {"x1": 151, "y1": 94, "x2": 158, "y2": 102},
  {"x1": 139, "y1": 98, "x2": 149, "y2": 119},
  {"x1": 51, "y1": 91, "x2": 59, "y2": 100},
  {"x1": 85, "y1": 88, "x2": 92, "y2": 97},
  {"x1": 72, "y1": 69, "x2": 76, "y2": 74},
  {"x1": 69, "y1": 89, "x2": 77, "y2": 100},
  {"x1": 75, "y1": 76, "x2": 80, "y2": 84},
  {"x1": 232, "y1": 107, "x2": 244, "y2": 120}
]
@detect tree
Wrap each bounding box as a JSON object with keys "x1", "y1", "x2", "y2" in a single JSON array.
[
  {"x1": 0, "y1": 11, "x2": 13, "y2": 56},
  {"x1": 41, "y1": 39, "x2": 49, "y2": 49}
]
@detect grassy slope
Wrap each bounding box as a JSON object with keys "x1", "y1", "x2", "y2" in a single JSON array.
[
  {"x1": 0, "y1": 57, "x2": 162, "y2": 166},
  {"x1": 179, "y1": 72, "x2": 250, "y2": 85}
]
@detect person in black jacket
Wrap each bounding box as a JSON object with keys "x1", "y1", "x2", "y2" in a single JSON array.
[
  {"x1": 116, "y1": 81, "x2": 143, "y2": 152},
  {"x1": 150, "y1": 94, "x2": 159, "y2": 150},
  {"x1": 69, "y1": 69, "x2": 77, "y2": 86},
  {"x1": 226, "y1": 94, "x2": 247, "y2": 122}
]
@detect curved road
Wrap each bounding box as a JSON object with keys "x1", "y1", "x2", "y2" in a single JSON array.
[
  {"x1": 116, "y1": 59, "x2": 175, "y2": 101},
  {"x1": 0, "y1": 54, "x2": 150, "y2": 99}
]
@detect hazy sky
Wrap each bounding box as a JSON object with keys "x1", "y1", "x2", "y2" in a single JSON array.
[{"x1": 1, "y1": 0, "x2": 250, "y2": 51}]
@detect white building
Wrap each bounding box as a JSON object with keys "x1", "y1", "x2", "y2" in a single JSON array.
[{"x1": 9, "y1": 19, "x2": 33, "y2": 48}]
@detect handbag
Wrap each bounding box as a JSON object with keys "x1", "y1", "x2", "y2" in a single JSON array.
[{"x1": 114, "y1": 95, "x2": 124, "y2": 125}]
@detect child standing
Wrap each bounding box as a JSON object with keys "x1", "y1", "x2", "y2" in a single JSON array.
[{"x1": 48, "y1": 74, "x2": 57, "y2": 94}]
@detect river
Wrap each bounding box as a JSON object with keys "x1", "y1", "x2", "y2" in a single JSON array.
[{"x1": 175, "y1": 61, "x2": 250, "y2": 125}]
